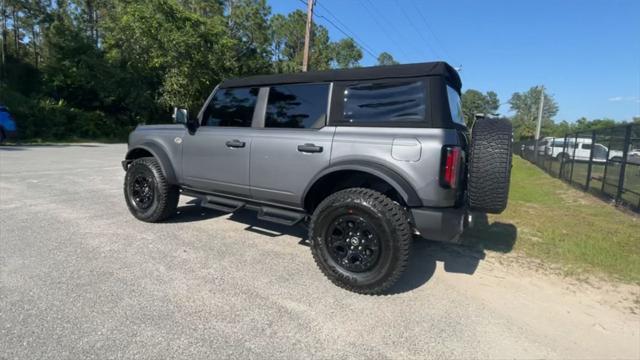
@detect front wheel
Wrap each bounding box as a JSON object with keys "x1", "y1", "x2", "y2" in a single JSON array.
[
  {"x1": 309, "y1": 188, "x2": 412, "y2": 295},
  {"x1": 124, "y1": 157, "x2": 179, "y2": 222}
]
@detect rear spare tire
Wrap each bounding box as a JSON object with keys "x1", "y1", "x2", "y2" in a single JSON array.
[{"x1": 467, "y1": 117, "x2": 513, "y2": 214}]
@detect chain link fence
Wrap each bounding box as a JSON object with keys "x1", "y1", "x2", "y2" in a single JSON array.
[{"x1": 514, "y1": 123, "x2": 640, "y2": 212}]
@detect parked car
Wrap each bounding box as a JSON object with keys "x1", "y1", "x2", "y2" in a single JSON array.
[
  {"x1": 544, "y1": 137, "x2": 623, "y2": 162},
  {"x1": 0, "y1": 106, "x2": 17, "y2": 143},
  {"x1": 121, "y1": 62, "x2": 513, "y2": 294}
]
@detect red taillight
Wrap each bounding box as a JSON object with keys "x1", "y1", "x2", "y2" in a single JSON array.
[{"x1": 441, "y1": 146, "x2": 462, "y2": 189}]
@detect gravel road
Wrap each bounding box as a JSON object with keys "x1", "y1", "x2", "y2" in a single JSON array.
[{"x1": 1, "y1": 144, "x2": 638, "y2": 359}]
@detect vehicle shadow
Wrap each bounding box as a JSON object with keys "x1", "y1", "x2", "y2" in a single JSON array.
[
  {"x1": 389, "y1": 213, "x2": 517, "y2": 294},
  {"x1": 168, "y1": 203, "x2": 517, "y2": 294}
]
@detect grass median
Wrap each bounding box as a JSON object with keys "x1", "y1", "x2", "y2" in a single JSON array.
[{"x1": 485, "y1": 156, "x2": 639, "y2": 283}]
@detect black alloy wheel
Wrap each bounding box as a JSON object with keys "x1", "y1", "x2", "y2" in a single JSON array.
[
  {"x1": 325, "y1": 215, "x2": 381, "y2": 273},
  {"x1": 130, "y1": 174, "x2": 156, "y2": 210},
  {"x1": 123, "y1": 157, "x2": 179, "y2": 222}
]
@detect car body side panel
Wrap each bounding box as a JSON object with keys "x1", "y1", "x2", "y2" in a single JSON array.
[
  {"x1": 127, "y1": 125, "x2": 186, "y2": 183},
  {"x1": 330, "y1": 127, "x2": 461, "y2": 207},
  {"x1": 181, "y1": 127, "x2": 253, "y2": 197},
  {"x1": 250, "y1": 127, "x2": 336, "y2": 207}
]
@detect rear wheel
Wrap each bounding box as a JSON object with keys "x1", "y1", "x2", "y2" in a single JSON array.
[
  {"x1": 309, "y1": 188, "x2": 411, "y2": 295},
  {"x1": 124, "y1": 157, "x2": 179, "y2": 222}
]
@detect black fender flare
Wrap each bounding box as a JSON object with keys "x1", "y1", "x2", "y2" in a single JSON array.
[
  {"x1": 303, "y1": 160, "x2": 422, "y2": 208},
  {"x1": 124, "y1": 142, "x2": 178, "y2": 185}
]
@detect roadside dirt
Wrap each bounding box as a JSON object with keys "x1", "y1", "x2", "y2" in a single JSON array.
[{"x1": 436, "y1": 242, "x2": 640, "y2": 359}]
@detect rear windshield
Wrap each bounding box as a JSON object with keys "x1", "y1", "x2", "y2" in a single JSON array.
[{"x1": 446, "y1": 86, "x2": 464, "y2": 126}]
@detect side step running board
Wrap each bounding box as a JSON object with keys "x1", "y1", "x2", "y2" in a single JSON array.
[
  {"x1": 182, "y1": 188, "x2": 307, "y2": 227},
  {"x1": 257, "y1": 207, "x2": 306, "y2": 226},
  {"x1": 200, "y1": 195, "x2": 245, "y2": 213}
]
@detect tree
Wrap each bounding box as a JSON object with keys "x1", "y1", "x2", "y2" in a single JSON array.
[
  {"x1": 270, "y1": 10, "x2": 333, "y2": 72},
  {"x1": 43, "y1": 8, "x2": 106, "y2": 109},
  {"x1": 509, "y1": 86, "x2": 558, "y2": 140},
  {"x1": 331, "y1": 38, "x2": 361, "y2": 69},
  {"x1": 376, "y1": 51, "x2": 398, "y2": 66},
  {"x1": 103, "y1": 0, "x2": 237, "y2": 111},
  {"x1": 270, "y1": 10, "x2": 361, "y2": 73},
  {"x1": 461, "y1": 89, "x2": 500, "y2": 127},
  {"x1": 226, "y1": 0, "x2": 272, "y2": 76}
]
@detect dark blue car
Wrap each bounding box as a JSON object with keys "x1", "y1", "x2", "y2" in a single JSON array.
[{"x1": 0, "y1": 106, "x2": 17, "y2": 143}]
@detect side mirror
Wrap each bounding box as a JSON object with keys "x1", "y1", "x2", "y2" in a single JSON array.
[{"x1": 172, "y1": 107, "x2": 188, "y2": 124}]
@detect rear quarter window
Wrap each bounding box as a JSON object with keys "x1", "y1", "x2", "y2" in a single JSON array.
[
  {"x1": 340, "y1": 80, "x2": 427, "y2": 125},
  {"x1": 446, "y1": 86, "x2": 464, "y2": 126}
]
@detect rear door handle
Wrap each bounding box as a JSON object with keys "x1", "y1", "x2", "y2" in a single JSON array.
[
  {"x1": 297, "y1": 143, "x2": 323, "y2": 153},
  {"x1": 225, "y1": 139, "x2": 246, "y2": 148}
]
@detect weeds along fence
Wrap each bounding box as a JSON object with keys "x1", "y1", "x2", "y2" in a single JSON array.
[{"x1": 514, "y1": 123, "x2": 640, "y2": 213}]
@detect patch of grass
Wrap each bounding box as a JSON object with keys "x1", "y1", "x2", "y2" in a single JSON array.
[{"x1": 488, "y1": 157, "x2": 640, "y2": 283}]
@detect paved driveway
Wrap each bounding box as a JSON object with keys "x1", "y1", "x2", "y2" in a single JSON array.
[{"x1": 1, "y1": 144, "x2": 638, "y2": 359}]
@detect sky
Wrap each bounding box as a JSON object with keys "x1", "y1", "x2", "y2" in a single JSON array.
[{"x1": 269, "y1": 0, "x2": 640, "y2": 122}]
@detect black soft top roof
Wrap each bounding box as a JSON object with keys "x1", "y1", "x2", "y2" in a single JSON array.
[{"x1": 220, "y1": 61, "x2": 461, "y2": 91}]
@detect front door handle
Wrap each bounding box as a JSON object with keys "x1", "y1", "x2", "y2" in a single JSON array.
[
  {"x1": 297, "y1": 143, "x2": 323, "y2": 153},
  {"x1": 225, "y1": 139, "x2": 246, "y2": 148}
]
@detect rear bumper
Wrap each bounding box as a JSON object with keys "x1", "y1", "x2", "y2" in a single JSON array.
[{"x1": 410, "y1": 207, "x2": 467, "y2": 243}]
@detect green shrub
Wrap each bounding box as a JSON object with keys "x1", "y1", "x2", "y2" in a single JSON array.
[{"x1": 0, "y1": 86, "x2": 132, "y2": 141}]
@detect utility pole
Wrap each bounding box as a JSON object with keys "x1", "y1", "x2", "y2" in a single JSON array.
[
  {"x1": 535, "y1": 85, "x2": 545, "y2": 140},
  {"x1": 534, "y1": 85, "x2": 545, "y2": 162},
  {"x1": 302, "y1": 0, "x2": 314, "y2": 72}
]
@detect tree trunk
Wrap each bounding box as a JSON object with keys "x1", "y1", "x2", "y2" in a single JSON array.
[
  {"x1": 1, "y1": 0, "x2": 6, "y2": 67},
  {"x1": 94, "y1": 8, "x2": 99, "y2": 47},
  {"x1": 31, "y1": 23, "x2": 37, "y2": 69},
  {"x1": 85, "y1": 0, "x2": 95, "y2": 41},
  {"x1": 11, "y1": 7, "x2": 17, "y2": 55}
]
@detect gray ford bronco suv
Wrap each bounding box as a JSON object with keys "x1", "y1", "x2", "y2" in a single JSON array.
[{"x1": 122, "y1": 62, "x2": 512, "y2": 294}]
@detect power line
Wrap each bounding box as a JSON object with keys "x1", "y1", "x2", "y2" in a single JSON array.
[
  {"x1": 359, "y1": 0, "x2": 411, "y2": 60},
  {"x1": 314, "y1": 0, "x2": 379, "y2": 59},
  {"x1": 411, "y1": 1, "x2": 458, "y2": 65},
  {"x1": 393, "y1": 0, "x2": 440, "y2": 60},
  {"x1": 296, "y1": 0, "x2": 377, "y2": 59},
  {"x1": 315, "y1": 13, "x2": 377, "y2": 58}
]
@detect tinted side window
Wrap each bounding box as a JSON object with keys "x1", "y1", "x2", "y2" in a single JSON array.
[
  {"x1": 265, "y1": 83, "x2": 329, "y2": 129},
  {"x1": 446, "y1": 85, "x2": 464, "y2": 125},
  {"x1": 204, "y1": 87, "x2": 259, "y2": 127},
  {"x1": 342, "y1": 80, "x2": 426, "y2": 124},
  {"x1": 582, "y1": 143, "x2": 592, "y2": 150}
]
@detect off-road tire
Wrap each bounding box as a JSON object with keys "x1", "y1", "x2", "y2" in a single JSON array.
[
  {"x1": 309, "y1": 188, "x2": 412, "y2": 295},
  {"x1": 124, "y1": 157, "x2": 179, "y2": 222},
  {"x1": 468, "y1": 117, "x2": 513, "y2": 214}
]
